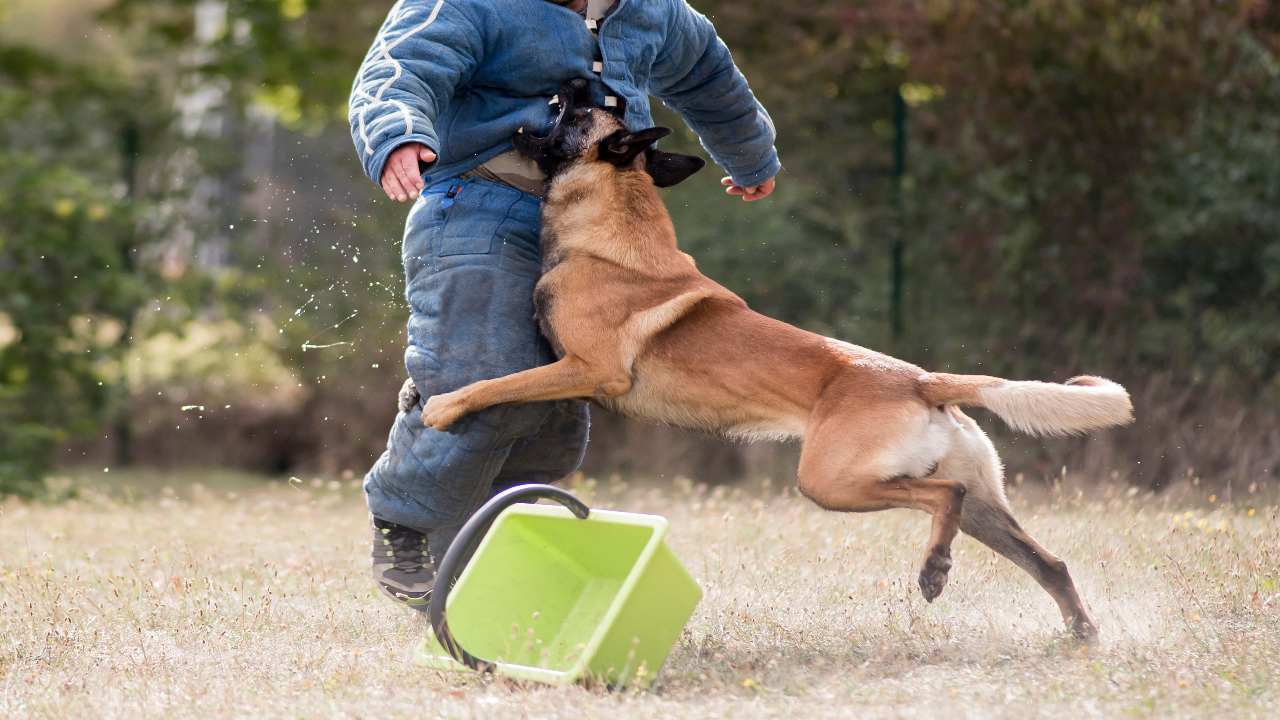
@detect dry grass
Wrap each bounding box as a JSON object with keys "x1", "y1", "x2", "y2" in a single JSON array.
[{"x1": 1, "y1": 470, "x2": 1277, "y2": 719}]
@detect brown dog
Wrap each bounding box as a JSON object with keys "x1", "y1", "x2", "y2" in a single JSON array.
[{"x1": 414, "y1": 86, "x2": 1133, "y2": 638}]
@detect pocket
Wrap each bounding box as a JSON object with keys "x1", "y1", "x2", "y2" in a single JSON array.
[
  {"x1": 403, "y1": 196, "x2": 445, "y2": 281},
  {"x1": 438, "y1": 187, "x2": 520, "y2": 257}
]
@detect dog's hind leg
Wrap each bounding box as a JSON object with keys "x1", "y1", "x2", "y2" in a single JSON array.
[
  {"x1": 940, "y1": 409, "x2": 1098, "y2": 638},
  {"x1": 797, "y1": 401, "x2": 966, "y2": 602},
  {"x1": 959, "y1": 496, "x2": 1097, "y2": 638}
]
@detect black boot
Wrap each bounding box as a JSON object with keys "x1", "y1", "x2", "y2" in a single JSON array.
[{"x1": 370, "y1": 516, "x2": 435, "y2": 611}]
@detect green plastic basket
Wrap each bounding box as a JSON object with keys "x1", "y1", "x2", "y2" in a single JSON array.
[{"x1": 416, "y1": 485, "x2": 701, "y2": 688}]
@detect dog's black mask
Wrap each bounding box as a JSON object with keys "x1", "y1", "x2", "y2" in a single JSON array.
[{"x1": 513, "y1": 79, "x2": 705, "y2": 187}]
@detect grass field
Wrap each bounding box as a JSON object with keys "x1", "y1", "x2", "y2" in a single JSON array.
[{"x1": 2, "y1": 470, "x2": 1277, "y2": 718}]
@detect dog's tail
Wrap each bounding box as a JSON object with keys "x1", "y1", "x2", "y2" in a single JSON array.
[{"x1": 916, "y1": 372, "x2": 1133, "y2": 437}]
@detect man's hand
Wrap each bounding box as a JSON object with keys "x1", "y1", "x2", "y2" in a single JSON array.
[
  {"x1": 381, "y1": 143, "x2": 437, "y2": 202},
  {"x1": 721, "y1": 175, "x2": 776, "y2": 202}
]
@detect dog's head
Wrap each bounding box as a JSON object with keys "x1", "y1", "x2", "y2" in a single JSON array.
[{"x1": 513, "y1": 79, "x2": 705, "y2": 188}]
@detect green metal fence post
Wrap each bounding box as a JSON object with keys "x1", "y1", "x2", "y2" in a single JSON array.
[{"x1": 891, "y1": 89, "x2": 907, "y2": 341}]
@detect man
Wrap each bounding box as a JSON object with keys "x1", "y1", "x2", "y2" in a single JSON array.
[{"x1": 350, "y1": 0, "x2": 779, "y2": 610}]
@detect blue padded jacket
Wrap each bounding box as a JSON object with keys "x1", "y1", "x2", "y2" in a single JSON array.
[{"x1": 349, "y1": 0, "x2": 780, "y2": 189}]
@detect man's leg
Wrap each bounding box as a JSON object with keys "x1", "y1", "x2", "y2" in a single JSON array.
[
  {"x1": 423, "y1": 398, "x2": 590, "y2": 561},
  {"x1": 390, "y1": 385, "x2": 590, "y2": 556},
  {"x1": 489, "y1": 399, "x2": 590, "y2": 495},
  {"x1": 363, "y1": 178, "x2": 583, "y2": 608}
]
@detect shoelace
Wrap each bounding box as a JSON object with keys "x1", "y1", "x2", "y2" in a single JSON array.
[{"x1": 379, "y1": 524, "x2": 431, "y2": 573}]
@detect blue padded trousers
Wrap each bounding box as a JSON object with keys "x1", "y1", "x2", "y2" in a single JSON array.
[{"x1": 363, "y1": 177, "x2": 591, "y2": 559}]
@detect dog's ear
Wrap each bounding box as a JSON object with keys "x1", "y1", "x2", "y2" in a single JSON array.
[
  {"x1": 599, "y1": 127, "x2": 671, "y2": 167},
  {"x1": 643, "y1": 149, "x2": 706, "y2": 187}
]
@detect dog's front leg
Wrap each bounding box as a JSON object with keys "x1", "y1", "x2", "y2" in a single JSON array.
[{"x1": 421, "y1": 357, "x2": 629, "y2": 430}]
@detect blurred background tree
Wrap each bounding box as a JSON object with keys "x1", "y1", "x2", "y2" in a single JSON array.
[
  {"x1": 1, "y1": 0, "x2": 1277, "y2": 497},
  {"x1": 0, "y1": 42, "x2": 154, "y2": 496}
]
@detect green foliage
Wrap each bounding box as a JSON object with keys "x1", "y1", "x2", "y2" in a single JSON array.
[
  {"x1": 103, "y1": 0, "x2": 391, "y2": 129},
  {"x1": 884, "y1": 1, "x2": 1279, "y2": 379},
  {"x1": 1135, "y1": 49, "x2": 1280, "y2": 392},
  {"x1": 700, "y1": 1, "x2": 1280, "y2": 390},
  {"x1": 0, "y1": 46, "x2": 148, "y2": 496}
]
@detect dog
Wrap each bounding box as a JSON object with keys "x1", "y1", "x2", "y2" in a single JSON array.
[{"x1": 404, "y1": 81, "x2": 1133, "y2": 638}]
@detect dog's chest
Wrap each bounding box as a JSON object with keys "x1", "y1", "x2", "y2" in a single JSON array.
[
  {"x1": 532, "y1": 253, "x2": 637, "y2": 359},
  {"x1": 534, "y1": 232, "x2": 615, "y2": 357}
]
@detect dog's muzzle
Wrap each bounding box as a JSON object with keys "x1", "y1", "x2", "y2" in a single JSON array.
[{"x1": 513, "y1": 78, "x2": 592, "y2": 153}]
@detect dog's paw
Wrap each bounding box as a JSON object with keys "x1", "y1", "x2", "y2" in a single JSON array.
[
  {"x1": 397, "y1": 378, "x2": 421, "y2": 413},
  {"x1": 917, "y1": 551, "x2": 952, "y2": 603},
  {"x1": 1069, "y1": 613, "x2": 1100, "y2": 641},
  {"x1": 421, "y1": 392, "x2": 468, "y2": 431}
]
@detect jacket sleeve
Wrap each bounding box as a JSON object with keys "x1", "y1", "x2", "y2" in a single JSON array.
[
  {"x1": 348, "y1": 0, "x2": 484, "y2": 187},
  {"x1": 650, "y1": 0, "x2": 781, "y2": 187}
]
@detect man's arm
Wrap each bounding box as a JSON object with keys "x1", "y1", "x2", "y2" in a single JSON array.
[
  {"x1": 651, "y1": 0, "x2": 781, "y2": 199},
  {"x1": 349, "y1": 0, "x2": 484, "y2": 200}
]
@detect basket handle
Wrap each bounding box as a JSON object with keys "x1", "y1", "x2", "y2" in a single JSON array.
[{"x1": 428, "y1": 483, "x2": 591, "y2": 672}]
